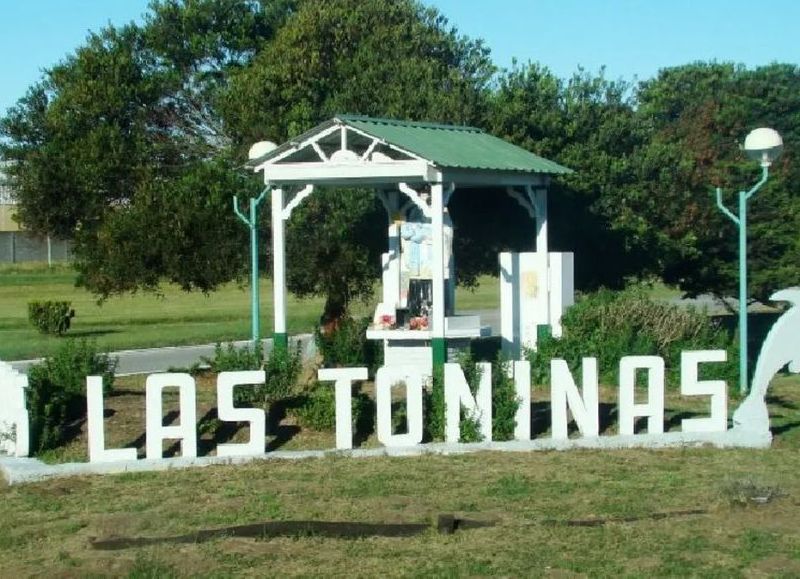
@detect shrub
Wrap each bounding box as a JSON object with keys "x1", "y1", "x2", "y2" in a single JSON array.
[
  {"x1": 27, "y1": 340, "x2": 116, "y2": 454},
  {"x1": 27, "y1": 301, "x2": 75, "y2": 335},
  {"x1": 315, "y1": 316, "x2": 382, "y2": 372},
  {"x1": 203, "y1": 342, "x2": 263, "y2": 372},
  {"x1": 259, "y1": 345, "x2": 303, "y2": 407},
  {"x1": 528, "y1": 287, "x2": 737, "y2": 388},
  {"x1": 294, "y1": 381, "x2": 371, "y2": 433},
  {"x1": 203, "y1": 341, "x2": 303, "y2": 415},
  {"x1": 423, "y1": 366, "x2": 446, "y2": 442},
  {"x1": 423, "y1": 352, "x2": 508, "y2": 443},
  {"x1": 492, "y1": 356, "x2": 520, "y2": 441}
]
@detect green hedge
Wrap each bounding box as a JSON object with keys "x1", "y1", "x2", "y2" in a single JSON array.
[
  {"x1": 27, "y1": 301, "x2": 75, "y2": 335},
  {"x1": 528, "y1": 287, "x2": 737, "y2": 388},
  {"x1": 27, "y1": 340, "x2": 116, "y2": 454}
]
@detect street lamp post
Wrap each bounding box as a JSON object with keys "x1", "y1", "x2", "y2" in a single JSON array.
[
  {"x1": 233, "y1": 188, "x2": 269, "y2": 347},
  {"x1": 714, "y1": 127, "x2": 783, "y2": 395},
  {"x1": 233, "y1": 141, "x2": 278, "y2": 348}
]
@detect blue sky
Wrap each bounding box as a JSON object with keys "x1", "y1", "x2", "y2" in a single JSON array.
[{"x1": 1, "y1": 0, "x2": 799, "y2": 115}]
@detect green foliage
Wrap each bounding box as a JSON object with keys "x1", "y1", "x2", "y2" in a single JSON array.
[
  {"x1": 456, "y1": 352, "x2": 484, "y2": 443},
  {"x1": 315, "y1": 316, "x2": 382, "y2": 372},
  {"x1": 491, "y1": 356, "x2": 520, "y2": 441},
  {"x1": 528, "y1": 287, "x2": 737, "y2": 388},
  {"x1": 27, "y1": 340, "x2": 116, "y2": 454},
  {"x1": 204, "y1": 342, "x2": 302, "y2": 410},
  {"x1": 3, "y1": 0, "x2": 799, "y2": 308},
  {"x1": 27, "y1": 301, "x2": 75, "y2": 335},
  {"x1": 294, "y1": 381, "x2": 371, "y2": 433},
  {"x1": 204, "y1": 341, "x2": 264, "y2": 372},
  {"x1": 223, "y1": 0, "x2": 492, "y2": 143},
  {"x1": 629, "y1": 63, "x2": 800, "y2": 303},
  {"x1": 423, "y1": 365, "x2": 446, "y2": 442},
  {"x1": 0, "y1": 1, "x2": 286, "y2": 298},
  {"x1": 260, "y1": 345, "x2": 303, "y2": 405},
  {"x1": 484, "y1": 64, "x2": 649, "y2": 291},
  {"x1": 423, "y1": 354, "x2": 487, "y2": 443}
]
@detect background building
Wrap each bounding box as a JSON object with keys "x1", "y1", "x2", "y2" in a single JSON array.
[{"x1": 0, "y1": 161, "x2": 71, "y2": 264}]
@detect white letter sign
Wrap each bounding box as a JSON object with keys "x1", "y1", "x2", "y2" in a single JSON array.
[
  {"x1": 551, "y1": 358, "x2": 599, "y2": 439},
  {"x1": 444, "y1": 362, "x2": 492, "y2": 443},
  {"x1": 87, "y1": 376, "x2": 137, "y2": 463},
  {"x1": 145, "y1": 373, "x2": 198, "y2": 460},
  {"x1": 216, "y1": 371, "x2": 267, "y2": 457},
  {"x1": 680, "y1": 350, "x2": 728, "y2": 433},
  {"x1": 318, "y1": 367, "x2": 368, "y2": 450},
  {"x1": 619, "y1": 356, "x2": 665, "y2": 436}
]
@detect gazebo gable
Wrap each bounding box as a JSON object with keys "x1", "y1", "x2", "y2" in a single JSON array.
[{"x1": 249, "y1": 115, "x2": 571, "y2": 188}]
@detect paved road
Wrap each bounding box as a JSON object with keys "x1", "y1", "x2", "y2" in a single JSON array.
[{"x1": 10, "y1": 334, "x2": 316, "y2": 376}]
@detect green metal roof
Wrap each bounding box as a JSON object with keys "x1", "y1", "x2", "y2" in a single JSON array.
[
  {"x1": 338, "y1": 115, "x2": 572, "y2": 174},
  {"x1": 250, "y1": 115, "x2": 572, "y2": 175}
]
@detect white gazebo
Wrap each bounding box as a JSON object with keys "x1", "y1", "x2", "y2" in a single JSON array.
[{"x1": 249, "y1": 115, "x2": 572, "y2": 369}]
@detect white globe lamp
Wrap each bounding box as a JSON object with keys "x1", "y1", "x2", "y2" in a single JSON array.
[{"x1": 743, "y1": 128, "x2": 783, "y2": 166}]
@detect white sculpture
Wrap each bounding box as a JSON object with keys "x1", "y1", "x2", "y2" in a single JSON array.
[
  {"x1": 733, "y1": 288, "x2": 800, "y2": 434},
  {"x1": 0, "y1": 362, "x2": 29, "y2": 457}
]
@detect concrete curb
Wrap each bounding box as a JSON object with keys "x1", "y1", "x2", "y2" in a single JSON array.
[{"x1": 0, "y1": 429, "x2": 771, "y2": 485}]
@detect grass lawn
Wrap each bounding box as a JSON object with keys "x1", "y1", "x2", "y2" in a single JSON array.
[
  {"x1": 2, "y1": 371, "x2": 800, "y2": 576},
  {"x1": 0, "y1": 263, "x2": 500, "y2": 360}
]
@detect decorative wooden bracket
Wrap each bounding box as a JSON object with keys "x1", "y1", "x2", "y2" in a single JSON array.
[{"x1": 281, "y1": 185, "x2": 315, "y2": 220}]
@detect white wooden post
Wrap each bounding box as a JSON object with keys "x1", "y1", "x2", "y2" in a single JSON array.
[
  {"x1": 534, "y1": 188, "x2": 550, "y2": 329},
  {"x1": 431, "y1": 182, "x2": 446, "y2": 366},
  {"x1": 271, "y1": 187, "x2": 287, "y2": 345}
]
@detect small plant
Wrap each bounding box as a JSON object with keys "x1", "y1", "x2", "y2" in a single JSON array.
[
  {"x1": 203, "y1": 341, "x2": 264, "y2": 372},
  {"x1": 315, "y1": 316, "x2": 382, "y2": 372},
  {"x1": 27, "y1": 339, "x2": 116, "y2": 454},
  {"x1": 423, "y1": 366, "x2": 446, "y2": 442},
  {"x1": 294, "y1": 381, "x2": 371, "y2": 433},
  {"x1": 457, "y1": 352, "x2": 484, "y2": 443},
  {"x1": 721, "y1": 478, "x2": 787, "y2": 507},
  {"x1": 260, "y1": 345, "x2": 303, "y2": 406},
  {"x1": 203, "y1": 341, "x2": 302, "y2": 415},
  {"x1": 492, "y1": 356, "x2": 521, "y2": 441},
  {"x1": 423, "y1": 353, "x2": 494, "y2": 443},
  {"x1": 27, "y1": 301, "x2": 75, "y2": 335}
]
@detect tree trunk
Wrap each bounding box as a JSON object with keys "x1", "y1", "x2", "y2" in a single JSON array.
[{"x1": 320, "y1": 293, "x2": 347, "y2": 335}]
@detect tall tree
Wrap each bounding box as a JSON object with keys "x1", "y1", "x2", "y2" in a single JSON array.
[
  {"x1": 0, "y1": 0, "x2": 293, "y2": 297},
  {"x1": 630, "y1": 63, "x2": 800, "y2": 303},
  {"x1": 485, "y1": 63, "x2": 649, "y2": 290}
]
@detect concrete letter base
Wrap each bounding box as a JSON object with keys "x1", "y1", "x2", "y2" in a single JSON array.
[{"x1": 0, "y1": 429, "x2": 772, "y2": 485}]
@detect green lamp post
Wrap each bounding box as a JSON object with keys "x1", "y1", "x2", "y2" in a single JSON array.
[
  {"x1": 233, "y1": 188, "x2": 269, "y2": 347},
  {"x1": 714, "y1": 127, "x2": 783, "y2": 395}
]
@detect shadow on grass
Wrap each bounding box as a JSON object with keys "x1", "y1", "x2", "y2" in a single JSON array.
[
  {"x1": 529, "y1": 401, "x2": 617, "y2": 437},
  {"x1": 266, "y1": 396, "x2": 304, "y2": 452},
  {"x1": 664, "y1": 411, "x2": 703, "y2": 432},
  {"x1": 766, "y1": 394, "x2": 798, "y2": 411},
  {"x1": 125, "y1": 410, "x2": 179, "y2": 458}
]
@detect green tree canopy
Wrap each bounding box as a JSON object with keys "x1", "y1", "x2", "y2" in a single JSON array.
[
  {"x1": 2, "y1": 0, "x2": 798, "y2": 317},
  {"x1": 629, "y1": 62, "x2": 800, "y2": 303},
  {"x1": 0, "y1": 0, "x2": 291, "y2": 296}
]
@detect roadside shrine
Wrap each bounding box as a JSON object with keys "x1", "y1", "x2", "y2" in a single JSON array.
[{"x1": 247, "y1": 115, "x2": 574, "y2": 370}]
